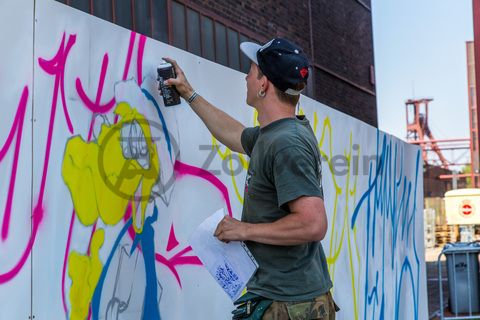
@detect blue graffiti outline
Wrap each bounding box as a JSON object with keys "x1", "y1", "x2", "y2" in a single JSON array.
[
  {"x1": 92, "y1": 218, "x2": 132, "y2": 319},
  {"x1": 91, "y1": 89, "x2": 172, "y2": 319},
  {"x1": 130, "y1": 205, "x2": 162, "y2": 320},
  {"x1": 141, "y1": 88, "x2": 173, "y2": 162},
  {"x1": 350, "y1": 130, "x2": 422, "y2": 320},
  {"x1": 92, "y1": 206, "x2": 162, "y2": 320}
]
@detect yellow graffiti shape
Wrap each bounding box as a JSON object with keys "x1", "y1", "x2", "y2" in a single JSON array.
[
  {"x1": 62, "y1": 102, "x2": 160, "y2": 233},
  {"x1": 211, "y1": 136, "x2": 249, "y2": 204},
  {"x1": 313, "y1": 112, "x2": 361, "y2": 320},
  {"x1": 68, "y1": 229, "x2": 105, "y2": 320}
]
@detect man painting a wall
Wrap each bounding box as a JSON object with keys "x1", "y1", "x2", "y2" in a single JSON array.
[
  {"x1": 163, "y1": 38, "x2": 338, "y2": 319},
  {"x1": 0, "y1": 1, "x2": 428, "y2": 318}
]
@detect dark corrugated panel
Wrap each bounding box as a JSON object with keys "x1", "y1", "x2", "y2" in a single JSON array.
[
  {"x1": 152, "y1": 0, "x2": 168, "y2": 43},
  {"x1": 69, "y1": 0, "x2": 90, "y2": 13},
  {"x1": 172, "y1": 1, "x2": 186, "y2": 50},
  {"x1": 134, "y1": 0, "x2": 151, "y2": 36},
  {"x1": 201, "y1": 16, "x2": 215, "y2": 61},
  {"x1": 214, "y1": 22, "x2": 227, "y2": 67},
  {"x1": 93, "y1": 0, "x2": 113, "y2": 22},
  {"x1": 114, "y1": 0, "x2": 133, "y2": 30},
  {"x1": 186, "y1": 8, "x2": 201, "y2": 56},
  {"x1": 227, "y1": 28, "x2": 239, "y2": 70}
]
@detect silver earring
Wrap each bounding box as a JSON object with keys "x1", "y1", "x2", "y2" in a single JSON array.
[{"x1": 257, "y1": 90, "x2": 266, "y2": 98}]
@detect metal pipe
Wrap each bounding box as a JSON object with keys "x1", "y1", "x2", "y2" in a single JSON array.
[
  {"x1": 453, "y1": 253, "x2": 458, "y2": 316},
  {"x1": 409, "y1": 138, "x2": 471, "y2": 144},
  {"x1": 438, "y1": 253, "x2": 445, "y2": 319},
  {"x1": 167, "y1": 0, "x2": 173, "y2": 44},
  {"x1": 467, "y1": 253, "x2": 472, "y2": 316},
  {"x1": 439, "y1": 173, "x2": 480, "y2": 179},
  {"x1": 472, "y1": 0, "x2": 480, "y2": 192},
  {"x1": 308, "y1": 0, "x2": 316, "y2": 98},
  {"x1": 436, "y1": 162, "x2": 478, "y2": 166},
  {"x1": 423, "y1": 146, "x2": 470, "y2": 151}
]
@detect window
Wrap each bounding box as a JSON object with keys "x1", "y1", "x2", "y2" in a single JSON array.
[
  {"x1": 215, "y1": 22, "x2": 228, "y2": 67},
  {"x1": 58, "y1": 0, "x2": 259, "y2": 74},
  {"x1": 134, "y1": 0, "x2": 151, "y2": 36},
  {"x1": 93, "y1": 0, "x2": 113, "y2": 22},
  {"x1": 472, "y1": 109, "x2": 477, "y2": 129},
  {"x1": 239, "y1": 34, "x2": 251, "y2": 73},
  {"x1": 152, "y1": 0, "x2": 169, "y2": 43},
  {"x1": 187, "y1": 8, "x2": 201, "y2": 56},
  {"x1": 115, "y1": 1, "x2": 133, "y2": 30},
  {"x1": 227, "y1": 28, "x2": 240, "y2": 70},
  {"x1": 470, "y1": 87, "x2": 476, "y2": 107},
  {"x1": 172, "y1": 2, "x2": 187, "y2": 50},
  {"x1": 69, "y1": 0, "x2": 89, "y2": 12},
  {"x1": 201, "y1": 16, "x2": 215, "y2": 61}
]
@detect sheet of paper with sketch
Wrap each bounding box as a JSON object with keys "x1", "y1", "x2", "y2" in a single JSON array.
[{"x1": 189, "y1": 208, "x2": 258, "y2": 301}]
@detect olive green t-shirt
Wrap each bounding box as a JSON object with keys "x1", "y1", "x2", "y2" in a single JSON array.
[{"x1": 240, "y1": 115, "x2": 332, "y2": 301}]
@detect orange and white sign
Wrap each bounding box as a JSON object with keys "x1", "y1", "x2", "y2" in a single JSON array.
[{"x1": 445, "y1": 188, "x2": 480, "y2": 224}]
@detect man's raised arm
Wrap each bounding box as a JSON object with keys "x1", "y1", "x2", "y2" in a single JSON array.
[{"x1": 163, "y1": 57, "x2": 246, "y2": 154}]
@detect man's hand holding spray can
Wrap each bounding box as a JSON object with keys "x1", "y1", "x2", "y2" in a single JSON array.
[
  {"x1": 157, "y1": 60, "x2": 181, "y2": 106},
  {"x1": 157, "y1": 58, "x2": 198, "y2": 107}
]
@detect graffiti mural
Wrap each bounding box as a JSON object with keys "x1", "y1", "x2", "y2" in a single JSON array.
[{"x1": 0, "y1": 0, "x2": 428, "y2": 319}]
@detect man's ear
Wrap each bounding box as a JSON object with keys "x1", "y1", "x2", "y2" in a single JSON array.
[{"x1": 262, "y1": 78, "x2": 270, "y2": 92}]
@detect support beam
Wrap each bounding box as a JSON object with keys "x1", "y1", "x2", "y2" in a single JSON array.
[{"x1": 472, "y1": 0, "x2": 480, "y2": 187}]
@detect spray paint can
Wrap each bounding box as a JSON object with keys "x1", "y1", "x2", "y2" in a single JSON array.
[{"x1": 157, "y1": 61, "x2": 181, "y2": 107}]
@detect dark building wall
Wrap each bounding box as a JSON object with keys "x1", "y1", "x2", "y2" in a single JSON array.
[
  {"x1": 423, "y1": 165, "x2": 468, "y2": 198},
  {"x1": 311, "y1": 0, "x2": 377, "y2": 126},
  {"x1": 58, "y1": 0, "x2": 378, "y2": 127},
  {"x1": 183, "y1": 0, "x2": 377, "y2": 126},
  {"x1": 424, "y1": 165, "x2": 452, "y2": 198},
  {"x1": 184, "y1": 0, "x2": 311, "y2": 54}
]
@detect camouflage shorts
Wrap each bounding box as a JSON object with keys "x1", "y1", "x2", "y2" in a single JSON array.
[{"x1": 262, "y1": 291, "x2": 338, "y2": 320}]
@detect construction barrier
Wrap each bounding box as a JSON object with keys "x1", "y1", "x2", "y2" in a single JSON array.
[{"x1": 0, "y1": 1, "x2": 428, "y2": 319}]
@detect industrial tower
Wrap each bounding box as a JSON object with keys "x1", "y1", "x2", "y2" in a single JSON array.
[{"x1": 405, "y1": 98, "x2": 450, "y2": 168}]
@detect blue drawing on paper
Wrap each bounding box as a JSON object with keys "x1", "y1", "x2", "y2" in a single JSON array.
[{"x1": 214, "y1": 260, "x2": 242, "y2": 299}]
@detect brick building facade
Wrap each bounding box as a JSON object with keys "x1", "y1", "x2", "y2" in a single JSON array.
[{"x1": 59, "y1": 0, "x2": 378, "y2": 126}]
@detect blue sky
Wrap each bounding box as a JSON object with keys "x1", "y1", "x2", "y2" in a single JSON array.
[{"x1": 372, "y1": 0, "x2": 473, "y2": 164}]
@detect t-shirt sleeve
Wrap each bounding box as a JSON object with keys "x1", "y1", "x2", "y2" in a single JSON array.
[
  {"x1": 273, "y1": 145, "x2": 324, "y2": 208},
  {"x1": 241, "y1": 126, "x2": 261, "y2": 157}
]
